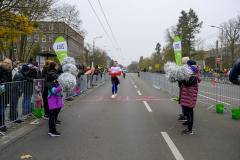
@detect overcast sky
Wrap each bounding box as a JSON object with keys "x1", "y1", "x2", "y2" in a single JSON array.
[{"x1": 59, "y1": 0, "x2": 240, "y2": 66}]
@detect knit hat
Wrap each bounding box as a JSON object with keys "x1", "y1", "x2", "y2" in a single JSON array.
[
  {"x1": 190, "y1": 65, "x2": 199, "y2": 73},
  {"x1": 47, "y1": 74, "x2": 56, "y2": 82},
  {"x1": 182, "y1": 57, "x2": 189, "y2": 64},
  {"x1": 22, "y1": 65, "x2": 30, "y2": 72},
  {"x1": 187, "y1": 60, "x2": 196, "y2": 66}
]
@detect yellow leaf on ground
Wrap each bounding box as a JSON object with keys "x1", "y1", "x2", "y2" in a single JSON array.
[{"x1": 20, "y1": 154, "x2": 32, "y2": 159}]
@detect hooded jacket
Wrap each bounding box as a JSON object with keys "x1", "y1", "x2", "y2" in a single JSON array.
[
  {"x1": 47, "y1": 82, "x2": 63, "y2": 110},
  {"x1": 179, "y1": 74, "x2": 201, "y2": 108}
]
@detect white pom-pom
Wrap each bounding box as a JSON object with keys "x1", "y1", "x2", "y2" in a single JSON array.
[
  {"x1": 62, "y1": 56, "x2": 75, "y2": 66},
  {"x1": 57, "y1": 72, "x2": 76, "y2": 92},
  {"x1": 164, "y1": 62, "x2": 192, "y2": 82},
  {"x1": 62, "y1": 63, "x2": 78, "y2": 77}
]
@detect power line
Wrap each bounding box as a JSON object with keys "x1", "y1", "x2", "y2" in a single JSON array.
[
  {"x1": 88, "y1": 0, "x2": 118, "y2": 52},
  {"x1": 97, "y1": 0, "x2": 124, "y2": 60}
]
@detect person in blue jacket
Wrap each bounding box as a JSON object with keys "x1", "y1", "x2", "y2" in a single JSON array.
[{"x1": 229, "y1": 59, "x2": 240, "y2": 84}]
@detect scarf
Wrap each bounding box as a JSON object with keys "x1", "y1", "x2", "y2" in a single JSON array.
[{"x1": 1, "y1": 64, "x2": 12, "y2": 72}]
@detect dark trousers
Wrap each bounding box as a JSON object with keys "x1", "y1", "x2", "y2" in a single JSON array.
[
  {"x1": 183, "y1": 106, "x2": 194, "y2": 131},
  {"x1": 49, "y1": 108, "x2": 61, "y2": 132},
  {"x1": 44, "y1": 99, "x2": 49, "y2": 117},
  {"x1": 10, "y1": 96, "x2": 19, "y2": 121}
]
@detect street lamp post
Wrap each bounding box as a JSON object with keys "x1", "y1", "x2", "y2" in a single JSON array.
[
  {"x1": 93, "y1": 36, "x2": 102, "y2": 67},
  {"x1": 211, "y1": 25, "x2": 223, "y2": 71}
]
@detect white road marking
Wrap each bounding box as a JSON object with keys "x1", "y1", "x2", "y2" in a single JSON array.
[
  {"x1": 132, "y1": 82, "x2": 134, "y2": 84},
  {"x1": 30, "y1": 120, "x2": 39, "y2": 125},
  {"x1": 161, "y1": 132, "x2": 184, "y2": 160},
  {"x1": 134, "y1": 85, "x2": 137, "y2": 88},
  {"x1": 198, "y1": 94, "x2": 230, "y2": 105},
  {"x1": 143, "y1": 101, "x2": 152, "y2": 112},
  {"x1": 137, "y1": 90, "x2": 142, "y2": 95}
]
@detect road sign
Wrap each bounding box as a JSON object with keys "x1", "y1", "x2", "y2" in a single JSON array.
[
  {"x1": 155, "y1": 64, "x2": 159, "y2": 68},
  {"x1": 149, "y1": 66, "x2": 152, "y2": 70},
  {"x1": 217, "y1": 58, "x2": 220, "y2": 64}
]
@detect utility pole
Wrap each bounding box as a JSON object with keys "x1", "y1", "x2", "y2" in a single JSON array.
[
  {"x1": 215, "y1": 40, "x2": 218, "y2": 70},
  {"x1": 92, "y1": 36, "x2": 102, "y2": 68},
  {"x1": 220, "y1": 30, "x2": 223, "y2": 71}
]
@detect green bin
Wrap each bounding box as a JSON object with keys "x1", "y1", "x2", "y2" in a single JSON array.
[
  {"x1": 34, "y1": 108, "x2": 43, "y2": 118},
  {"x1": 216, "y1": 104, "x2": 224, "y2": 113},
  {"x1": 231, "y1": 108, "x2": 240, "y2": 119}
]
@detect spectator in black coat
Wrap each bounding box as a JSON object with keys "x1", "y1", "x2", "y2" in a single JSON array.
[
  {"x1": 0, "y1": 58, "x2": 13, "y2": 132},
  {"x1": 13, "y1": 65, "x2": 35, "y2": 115}
]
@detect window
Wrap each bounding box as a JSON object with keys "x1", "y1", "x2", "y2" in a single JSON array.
[
  {"x1": 34, "y1": 35, "x2": 39, "y2": 42},
  {"x1": 49, "y1": 24, "x2": 53, "y2": 30},
  {"x1": 27, "y1": 35, "x2": 31, "y2": 42},
  {"x1": 42, "y1": 35, "x2": 46, "y2": 42},
  {"x1": 42, "y1": 47, "x2": 46, "y2": 52},
  {"x1": 42, "y1": 24, "x2": 46, "y2": 30},
  {"x1": 49, "y1": 35, "x2": 52, "y2": 42},
  {"x1": 14, "y1": 46, "x2": 17, "y2": 53}
]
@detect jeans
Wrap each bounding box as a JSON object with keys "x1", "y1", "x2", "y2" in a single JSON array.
[
  {"x1": 179, "y1": 88, "x2": 184, "y2": 116},
  {"x1": 22, "y1": 94, "x2": 34, "y2": 115}
]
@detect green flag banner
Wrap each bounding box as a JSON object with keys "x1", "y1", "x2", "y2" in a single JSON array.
[
  {"x1": 53, "y1": 36, "x2": 68, "y2": 64},
  {"x1": 173, "y1": 36, "x2": 182, "y2": 66}
]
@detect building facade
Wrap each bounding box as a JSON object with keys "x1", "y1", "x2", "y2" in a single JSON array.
[{"x1": 1, "y1": 21, "x2": 84, "y2": 63}]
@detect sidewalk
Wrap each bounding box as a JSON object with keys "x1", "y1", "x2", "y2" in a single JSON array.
[{"x1": 0, "y1": 81, "x2": 108, "y2": 149}]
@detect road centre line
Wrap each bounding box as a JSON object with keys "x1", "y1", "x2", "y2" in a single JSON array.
[
  {"x1": 143, "y1": 101, "x2": 152, "y2": 112},
  {"x1": 137, "y1": 90, "x2": 142, "y2": 95},
  {"x1": 161, "y1": 132, "x2": 184, "y2": 160},
  {"x1": 134, "y1": 85, "x2": 137, "y2": 88}
]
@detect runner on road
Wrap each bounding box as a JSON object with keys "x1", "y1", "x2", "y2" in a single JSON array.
[
  {"x1": 122, "y1": 68, "x2": 127, "y2": 79},
  {"x1": 109, "y1": 61, "x2": 121, "y2": 99}
]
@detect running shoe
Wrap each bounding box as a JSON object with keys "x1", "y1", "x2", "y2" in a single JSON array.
[
  {"x1": 56, "y1": 121, "x2": 61, "y2": 125},
  {"x1": 178, "y1": 116, "x2": 187, "y2": 122},
  {"x1": 51, "y1": 131, "x2": 62, "y2": 137},
  {"x1": 44, "y1": 115, "x2": 49, "y2": 120},
  {"x1": 181, "y1": 129, "x2": 193, "y2": 135},
  {"x1": 114, "y1": 94, "x2": 117, "y2": 98},
  {"x1": 111, "y1": 95, "x2": 115, "y2": 99}
]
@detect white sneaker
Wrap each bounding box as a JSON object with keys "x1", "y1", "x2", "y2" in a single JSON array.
[
  {"x1": 111, "y1": 95, "x2": 115, "y2": 99},
  {"x1": 114, "y1": 94, "x2": 117, "y2": 98}
]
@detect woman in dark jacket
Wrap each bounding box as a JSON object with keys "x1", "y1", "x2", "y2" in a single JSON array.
[
  {"x1": 40, "y1": 60, "x2": 51, "y2": 80},
  {"x1": 0, "y1": 58, "x2": 13, "y2": 132},
  {"x1": 42, "y1": 62, "x2": 59, "y2": 119}
]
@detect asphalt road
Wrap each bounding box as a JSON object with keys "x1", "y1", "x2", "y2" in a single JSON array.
[{"x1": 0, "y1": 73, "x2": 240, "y2": 160}]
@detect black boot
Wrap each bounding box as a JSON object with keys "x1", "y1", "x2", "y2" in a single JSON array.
[{"x1": 0, "y1": 114, "x2": 7, "y2": 132}]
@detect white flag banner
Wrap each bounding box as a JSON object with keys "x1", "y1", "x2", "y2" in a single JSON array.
[
  {"x1": 173, "y1": 41, "x2": 182, "y2": 51},
  {"x1": 53, "y1": 41, "x2": 68, "y2": 52}
]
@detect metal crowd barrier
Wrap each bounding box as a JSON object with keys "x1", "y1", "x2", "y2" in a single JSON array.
[
  {"x1": 0, "y1": 79, "x2": 45, "y2": 136},
  {"x1": 0, "y1": 74, "x2": 111, "y2": 135},
  {"x1": 139, "y1": 72, "x2": 240, "y2": 112}
]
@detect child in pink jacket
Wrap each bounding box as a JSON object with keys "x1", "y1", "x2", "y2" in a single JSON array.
[{"x1": 179, "y1": 65, "x2": 201, "y2": 135}]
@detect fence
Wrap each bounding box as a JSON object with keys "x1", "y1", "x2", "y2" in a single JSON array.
[
  {"x1": 140, "y1": 72, "x2": 240, "y2": 112},
  {"x1": 0, "y1": 73, "x2": 111, "y2": 136}
]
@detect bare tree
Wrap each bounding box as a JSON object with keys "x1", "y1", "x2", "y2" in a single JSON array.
[
  {"x1": 47, "y1": 3, "x2": 87, "y2": 37},
  {"x1": 219, "y1": 17, "x2": 240, "y2": 68}
]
